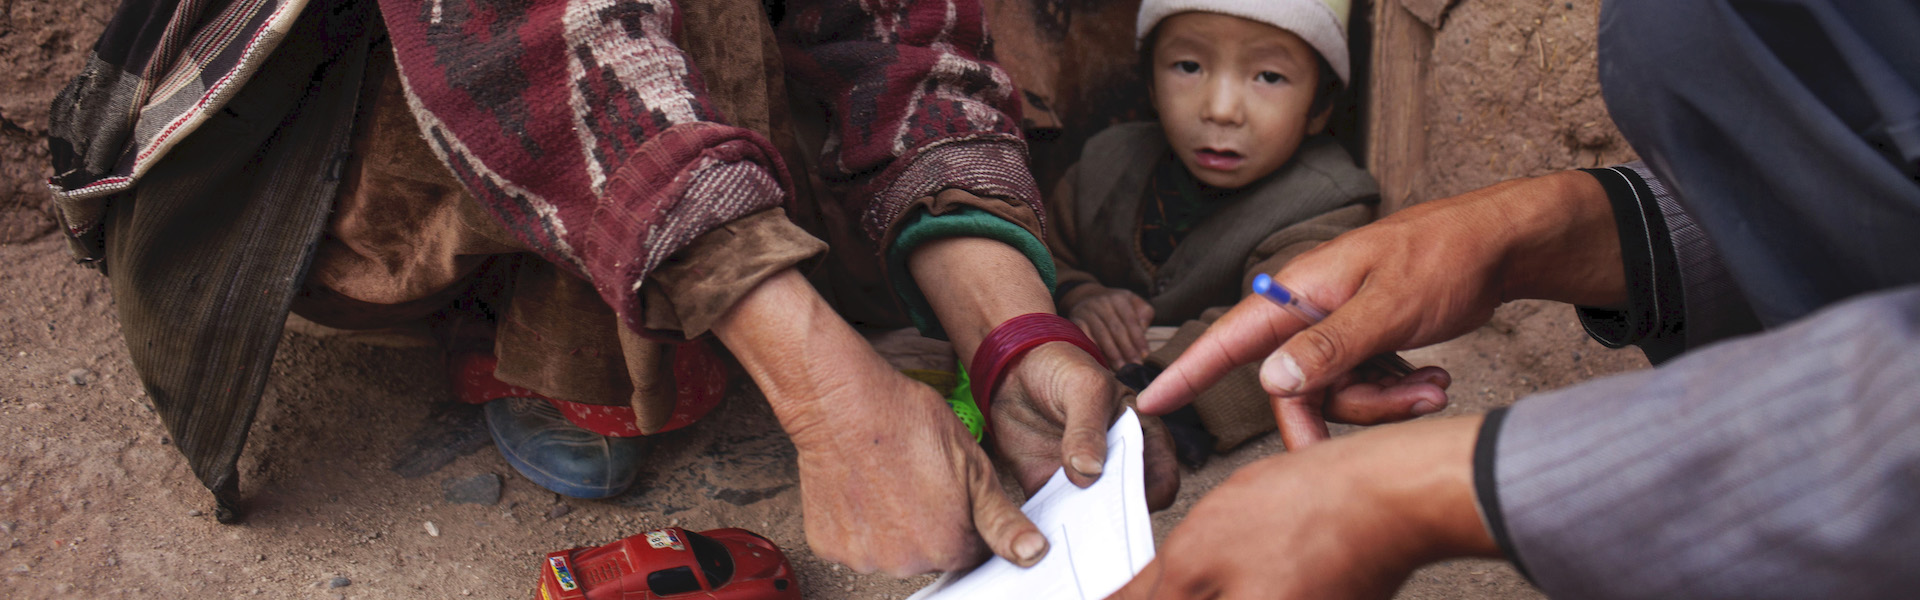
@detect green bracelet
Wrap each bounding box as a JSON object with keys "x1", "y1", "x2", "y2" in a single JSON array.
[{"x1": 947, "y1": 362, "x2": 985, "y2": 442}]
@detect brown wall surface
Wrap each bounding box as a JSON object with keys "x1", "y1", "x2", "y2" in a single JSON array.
[{"x1": 1370, "y1": 0, "x2": 1637, "y2": 213}]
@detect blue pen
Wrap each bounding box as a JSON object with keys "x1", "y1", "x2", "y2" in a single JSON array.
[{"x1": 1251, "y1": 273, "x2": 1416, "y2": 376}]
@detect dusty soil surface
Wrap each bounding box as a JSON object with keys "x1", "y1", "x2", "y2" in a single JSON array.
[
  {"x1": 1, "y1": 0, "x2": 113, "y2": 243},
  {"x1": 2, "y1": 0, "x2": 1646, "y2": 598}
]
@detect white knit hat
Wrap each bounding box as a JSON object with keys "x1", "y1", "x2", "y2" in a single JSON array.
[{"x1": 1137, "y1": 0, "x2": 1352, "y2": 84}]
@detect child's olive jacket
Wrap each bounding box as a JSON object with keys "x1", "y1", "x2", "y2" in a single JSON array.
[{"x1": 1048, "y1": 122, "x2": 1380, "y2": 326}]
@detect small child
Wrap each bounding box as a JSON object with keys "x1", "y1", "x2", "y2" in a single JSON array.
[{"x1": 1047, "y1": 0, "x2": 1377, "y2": 458}]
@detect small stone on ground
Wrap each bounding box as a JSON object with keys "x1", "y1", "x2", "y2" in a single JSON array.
[
  {"x1": 327, "y1": 576, "x2": 350, "y2": 588},
  {"x1": 441, "y1": 473, "x2": 501, "y2": 505}
]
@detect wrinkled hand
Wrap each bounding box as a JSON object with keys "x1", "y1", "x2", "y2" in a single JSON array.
[
  {"x1": 1140, "y1": 172, "x2": 1621, "y2": 449},
  {"x1": 1068, "y1": 287, "x2": 1155, "y2": 368},
  {"x1": 897, "y1": 235, "x2": 1178, "y2": 570},
  {"x1": 714, "y1": 270, "x2": 1045, "y2": 575},
  {"x1": 988, "y1": 341, "x2": 1181, "y2": 508},
  {"x1": 1107, "y1": 416, "x2": 1497, "y2": 600},
  {"x1": 908, "y1": 237, "x2": 1178, "y2": 506},
  {"x1": 781, "y1": 365, "x2": 1046, "y2": 575}
]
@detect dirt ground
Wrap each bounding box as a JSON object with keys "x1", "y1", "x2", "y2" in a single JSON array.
[{"x1": 2, "y1": 0, "x2": 1647, "y2": 598}]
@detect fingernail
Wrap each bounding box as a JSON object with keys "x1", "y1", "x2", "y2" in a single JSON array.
[
  {"x1": 1412, "y1": 398, "x2": 1445, "y2": 416},
  {"x1": 1070, "y1": 454, "x2": 1104, "y2": 477},
  {"x1": 1015, "y1": 532, "x2": 1048, "y2": 563},
  {"x1": 1262, "y1": 353, "x2": 1304, "y2": 393}
]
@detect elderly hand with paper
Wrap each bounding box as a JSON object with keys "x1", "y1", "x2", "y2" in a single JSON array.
[{"x1": 723, "y1": 235, "x2": 1183, "y2": 577}]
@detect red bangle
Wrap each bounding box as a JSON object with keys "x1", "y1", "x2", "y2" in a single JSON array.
[{"x1": 967, "y1": 313, "x2": 1103, "y2": 433}]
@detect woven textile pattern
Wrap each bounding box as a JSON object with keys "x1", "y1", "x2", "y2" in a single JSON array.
[{"x1": 381, "y1": 0, "x2": 1039, "y2": 334}]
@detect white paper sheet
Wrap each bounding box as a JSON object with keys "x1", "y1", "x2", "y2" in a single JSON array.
[{"x1": 907, "y1": 409, "x2": 1154, "y2": 600}]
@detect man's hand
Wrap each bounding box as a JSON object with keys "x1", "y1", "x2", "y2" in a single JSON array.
[
  {"x1": 1107, "y1": 416, "x2": 1499, "y2": 600},
  {"x1": 1066, "y1": 286, "x2": 1156, "y2": 368},
  {"x1": 912, "y1": 236, "x2": 1181, "y2": 508},
  {"x1": 1140, "y1": 171, "x2": 1622, "y2": 449},
  {"x1": 714, "y1": 270, "x2": 1045, "y2": 575}
]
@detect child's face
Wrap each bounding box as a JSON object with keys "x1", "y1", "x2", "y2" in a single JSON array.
[{"x1": 1150, "y1": 12, "x2": 1329, "y2": 190}]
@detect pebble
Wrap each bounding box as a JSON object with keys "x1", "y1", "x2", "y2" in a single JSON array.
[
  {"x1": 327, "y1": 576, "x2": 351, "y2": 588},
  {"x1": 424, "y1": 521, "x2": 440, "y2": 537},
  {"x1": 67, "y1": 368, "x2": 93, "y2": 386},
  {"x1": 544, "y1": 504, "x2": 572, "y2": 520},
  {"x1": 441, "y1": 474, "x2": 502, "y2": 505},
  {"x1": 188, "y1": 509, "x2": 203, "y2": 517}
]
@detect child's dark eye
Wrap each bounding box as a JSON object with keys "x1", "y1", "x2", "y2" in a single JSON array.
[
  {"x1": 1257, "y1": 71, "x2": 1287, "y2": 84},
  {"x1": 1173, "y1": 60, "x2": 1200, "y2": 74}
]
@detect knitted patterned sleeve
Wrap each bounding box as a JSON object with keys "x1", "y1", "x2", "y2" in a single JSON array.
[
  {"x1": 378, "y1": 0, "x2": 794, "y2": 335},
  {"x1": 777, "y1": 0, "x2": 1045, "y2": 244}
]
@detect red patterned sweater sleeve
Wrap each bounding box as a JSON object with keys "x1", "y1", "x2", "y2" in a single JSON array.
[
  {"x1": 378, "y1": 0, "x2": 792, "y2": 333},
  {"x1": 778, "y1": 0, "x2": 1043, "y2": 242}
]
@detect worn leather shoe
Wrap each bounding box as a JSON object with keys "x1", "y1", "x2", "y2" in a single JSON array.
[{"x1": 484, "y1": 397, "x2": 649, "y2": 499}]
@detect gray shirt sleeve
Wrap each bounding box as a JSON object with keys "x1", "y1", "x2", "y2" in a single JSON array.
[{"x1": 1480, "y1": 284, "x2": 1920, "y2": 598}]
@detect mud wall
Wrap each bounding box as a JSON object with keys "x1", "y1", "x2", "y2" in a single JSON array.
[{"x1": 1371, "y1": 0, "x2": 1637, "y2": 211}]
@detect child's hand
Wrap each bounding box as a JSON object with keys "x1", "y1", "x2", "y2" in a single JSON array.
[{"x1": 1068, "y1": 287, "x2": 1155, "y2": 368}]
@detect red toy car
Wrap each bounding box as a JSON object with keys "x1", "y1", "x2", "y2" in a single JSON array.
[{"x1": 535, "y1": 527, "x2": 800, "y2": 600}]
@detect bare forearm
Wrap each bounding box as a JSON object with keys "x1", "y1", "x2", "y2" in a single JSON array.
[
  {"x1": 908, "y1": 237, "x2": 1058, "y2": 364},
  {"x1": 1335, "y1": 415, "x2": 1501, "y2": 565},
  {"x1": 710, "y1": 268, "x2": 896, "y2": 432},
  {"x1": 1488, "y1": 170, "x2": 1625, "y2": 307},
  {"x1": 1371, "y1": 170, "x2": 1624, "y2": 309},
  {"x1": 1281, "y1": 415, "x2": 1500, "y2": 574}
]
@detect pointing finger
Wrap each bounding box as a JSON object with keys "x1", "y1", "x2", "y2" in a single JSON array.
[{"x1": 1139, "y1": 294, "x2": 1305, "y2": 414}]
